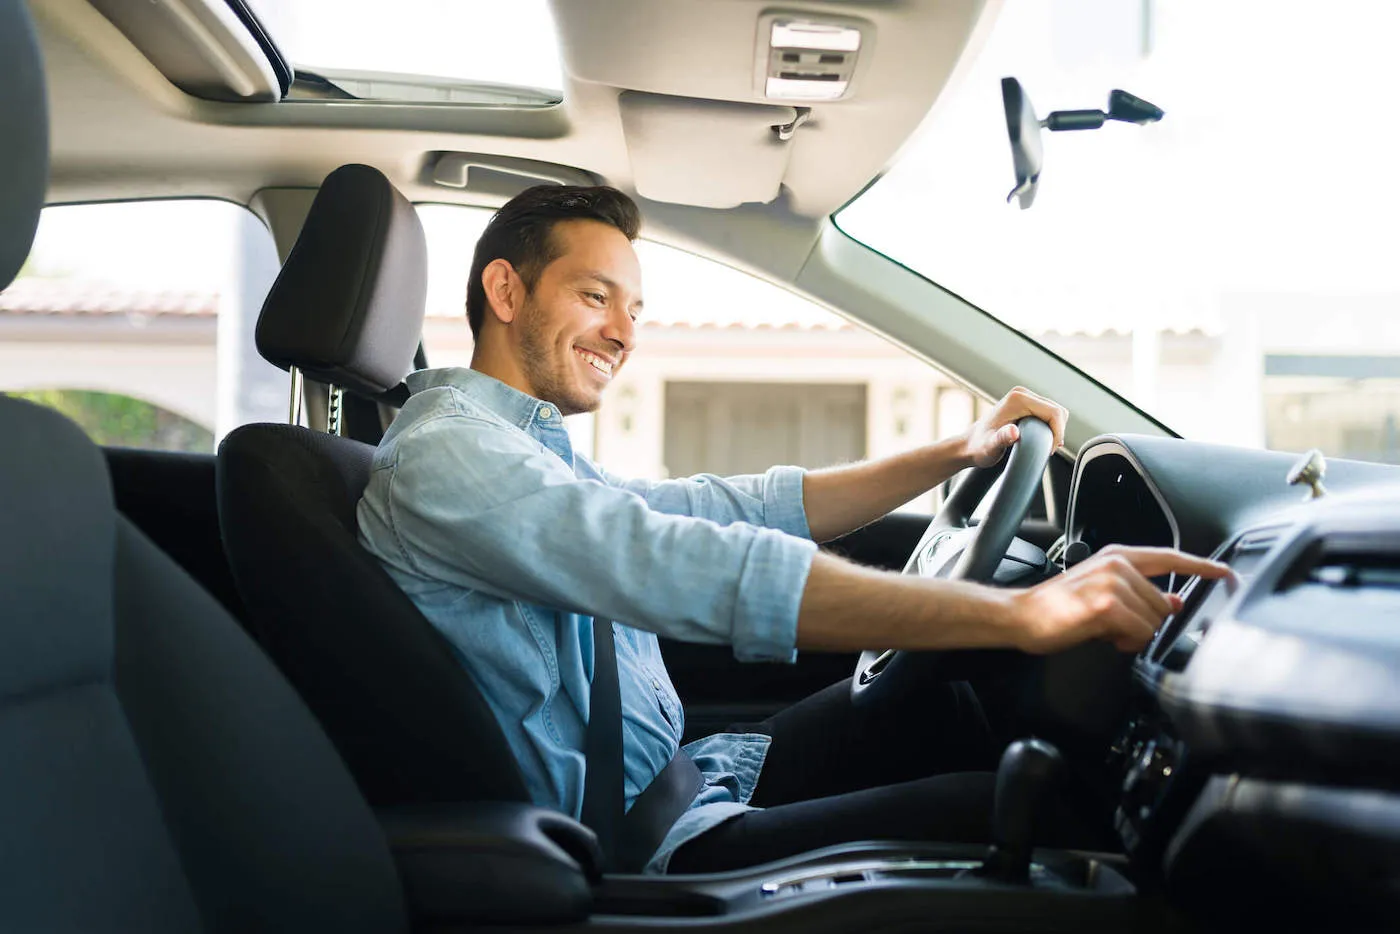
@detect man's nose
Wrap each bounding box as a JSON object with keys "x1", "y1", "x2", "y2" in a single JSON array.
[{"x1": 601, "y1": 304, "x2": 636, "y2": 353}]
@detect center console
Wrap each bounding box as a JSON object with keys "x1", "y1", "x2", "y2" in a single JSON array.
[{"x1": 382, "y1": 740, "x2": 1177, "y2": 934}]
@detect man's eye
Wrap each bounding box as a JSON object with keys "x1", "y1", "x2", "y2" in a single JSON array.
[{"x1": 585, "y1": 292, "x2": 606, "y2": 304}]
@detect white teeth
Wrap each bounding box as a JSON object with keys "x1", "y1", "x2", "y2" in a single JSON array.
[{"x1": 576, "y1": 349, "x2": 613, "y2": 375}]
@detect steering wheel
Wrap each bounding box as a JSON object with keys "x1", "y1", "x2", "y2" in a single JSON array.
[{"x1": 850, "y1": 417, "x2": 1057, "y2": 706}]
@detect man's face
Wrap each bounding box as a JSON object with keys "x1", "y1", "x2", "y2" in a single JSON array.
[{"x1": 514, "y1": 219, "x2": 642, "y2": 416}]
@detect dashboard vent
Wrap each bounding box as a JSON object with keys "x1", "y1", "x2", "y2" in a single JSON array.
[
  {"x1": 1282, "y1": 548, "x2": 1400, "y2": 591},
  {"x1": 1277, "y1": 525, "x2": 1400, "y2": 593}
]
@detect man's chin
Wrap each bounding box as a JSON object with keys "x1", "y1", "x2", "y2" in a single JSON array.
[{"x1": 552, "y1": 391, "x2": 603, "y2": 418}]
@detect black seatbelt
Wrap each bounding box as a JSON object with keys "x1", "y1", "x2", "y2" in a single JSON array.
[
  {"x1": 582, "y1": 619, "x2": 705, "y2": 874},
  {"x1": 581, "y1": 618, "x2": 625, "y2": 867}
]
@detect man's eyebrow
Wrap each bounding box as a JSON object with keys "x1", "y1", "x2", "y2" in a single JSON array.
[{"x1": 580, "y1": 272, "x2": 644, "y2": 311}]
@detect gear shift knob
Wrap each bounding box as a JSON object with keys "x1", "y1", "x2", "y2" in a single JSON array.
[{"x1": 979, "y1": 738, "x2": 1064, "y2": 884}]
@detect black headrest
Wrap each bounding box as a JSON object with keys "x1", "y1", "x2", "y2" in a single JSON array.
[
  {"x1": 0, "y1": 0, "x2": 49, "y2": 290},
  {"x1": 255, "y1": 164, "x2": 428, "y2": 396}
]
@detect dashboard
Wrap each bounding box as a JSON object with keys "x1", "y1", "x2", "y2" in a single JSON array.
[{"x1": 1061, "y1": 434, "x2": 1400, "y2": 921}]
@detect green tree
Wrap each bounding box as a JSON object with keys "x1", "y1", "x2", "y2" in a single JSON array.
[{"x1": 7, "y1": 389, "x2": 214, "y2": 452}]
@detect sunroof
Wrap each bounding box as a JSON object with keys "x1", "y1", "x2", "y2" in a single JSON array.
[{"x1": 242, "y1": 0, "x2": 564, "y2": 105}]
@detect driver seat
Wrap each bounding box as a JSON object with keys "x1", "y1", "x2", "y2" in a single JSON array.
[{"x1": 216, "y1": 164, "x2": 530, "y2": 809}]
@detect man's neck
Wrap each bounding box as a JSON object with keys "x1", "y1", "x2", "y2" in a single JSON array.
[{"x1": 470, "y1": 342, "x2": 535, "y2": 401}]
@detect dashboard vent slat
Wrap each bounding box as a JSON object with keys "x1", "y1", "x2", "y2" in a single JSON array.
[{"x1": 1278, "y1": 532, "x2": 1400, "y2": 593}]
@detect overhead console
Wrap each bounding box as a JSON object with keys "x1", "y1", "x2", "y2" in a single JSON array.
[
  {"x1": 549, "y1": 0, "x2": 989, "y2": 215},
  {"x1": 609, "y1": 11, "x2": 872, "y2": 208}
]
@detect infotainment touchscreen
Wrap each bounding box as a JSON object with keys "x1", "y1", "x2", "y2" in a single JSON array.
[{"x1": 1148, "y1": 533, "x2": 1274, "y2": 667}]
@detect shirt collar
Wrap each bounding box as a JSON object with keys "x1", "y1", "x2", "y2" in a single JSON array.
[
  {"x1": 408, "y1": 367, "x2": 558, "y2": 428},
  {"x1": 405, "y1": 368, "x2": 572, "y2": 465}
]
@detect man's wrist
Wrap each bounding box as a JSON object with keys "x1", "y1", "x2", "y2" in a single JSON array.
[
  {"x1": 947, "y1": 429, "x2": 977, "y2": 473},
  {"x1": 981, "y1": 587, "x2": 1029, "y2": 651}
]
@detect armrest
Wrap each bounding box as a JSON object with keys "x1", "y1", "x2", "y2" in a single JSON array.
[{"x1": 378, "y1": 801, "x2": 602, "y2": 925}]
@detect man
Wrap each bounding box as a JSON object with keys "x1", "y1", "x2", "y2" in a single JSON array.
[{"x1": 356, "y1": 185, "x2": 1227, "y2": 874}]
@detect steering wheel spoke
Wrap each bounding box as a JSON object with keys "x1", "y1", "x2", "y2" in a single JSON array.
[{"x1": 851, "y1": 417, "x2": 1057, "y2": 706}]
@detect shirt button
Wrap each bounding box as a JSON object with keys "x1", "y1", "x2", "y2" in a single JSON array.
[
  {"x1": 538, "y1": 406, "x2": 553, "y2": 420},
  {"x1": 652, "y1": 679, "x2": 661, "y2": 691}
]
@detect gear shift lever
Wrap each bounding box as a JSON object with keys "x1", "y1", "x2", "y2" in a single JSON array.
[{"x1": 978, "y1": 738, "x2": 1064, "y2": 884}]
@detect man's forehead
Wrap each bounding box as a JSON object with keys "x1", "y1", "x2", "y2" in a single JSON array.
[{"x1": 549, "y1": 220, "x2": 641, "y2": 285}]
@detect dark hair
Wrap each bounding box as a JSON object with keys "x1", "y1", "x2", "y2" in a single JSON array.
[{"x1": 465, "y1": 185, "x2": 641, "y2": 337}]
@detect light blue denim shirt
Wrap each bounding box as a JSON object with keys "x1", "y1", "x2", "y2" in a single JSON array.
[{"x1": 357, "y1": 368, "x2": 818, "y2": 872}]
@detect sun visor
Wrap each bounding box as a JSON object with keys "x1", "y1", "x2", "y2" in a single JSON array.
[{"x1": 619, "y1": 92, "x2": 797, "y2": 209}]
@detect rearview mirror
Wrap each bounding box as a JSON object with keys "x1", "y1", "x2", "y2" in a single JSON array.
[
  {"x1": 1001, "y1": 78, "x2": 1164, "y2": 210},
  {"x1": 1001, "y1": 77, "x2": 1042, "y2": 210}
]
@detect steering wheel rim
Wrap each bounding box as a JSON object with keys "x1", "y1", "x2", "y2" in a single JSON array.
[{"x1": 850, "y1": 417, "x2": 1057, "y2": 706}]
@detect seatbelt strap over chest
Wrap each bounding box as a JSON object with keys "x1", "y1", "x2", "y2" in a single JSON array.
[{"x1": 582, "y1": 619, "x2": 704, "y2": 873}]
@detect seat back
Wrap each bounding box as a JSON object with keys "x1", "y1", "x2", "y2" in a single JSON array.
[
  {"x1": 217, "y1": 163, "x2": 530, "y2": 807},
  {"x1": 218, "y1": 423, "x2": 530, "y2": 804}
]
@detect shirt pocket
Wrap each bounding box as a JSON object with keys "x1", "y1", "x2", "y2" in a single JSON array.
[{"x1": 647, "y1": 670, "x2": 684, "y2": 740}]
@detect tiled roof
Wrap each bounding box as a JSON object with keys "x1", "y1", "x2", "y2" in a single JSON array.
[
  {"x1": 0, "y1": 277, "x2": 1212, "y2": 337},
  {"x1": 0, "y1": 278, "x2": 218, "y2": 317}
]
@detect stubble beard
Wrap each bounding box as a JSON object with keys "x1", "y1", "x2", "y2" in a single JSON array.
[{"x1": 517, "y1": 298, "x2": 599, "y2": 417}]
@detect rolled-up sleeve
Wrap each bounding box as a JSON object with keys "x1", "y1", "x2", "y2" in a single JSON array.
[
  {"x1": 597, "y1": 464, "x2": 812, "y2": 541},
  {"x1": 381, "y1": 414, "x2": 815, "y2": 662}
]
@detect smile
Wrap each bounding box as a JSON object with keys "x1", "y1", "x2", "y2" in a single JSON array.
[{"x1": 574, "y1": 347, "x2": 615, "y2": 377}]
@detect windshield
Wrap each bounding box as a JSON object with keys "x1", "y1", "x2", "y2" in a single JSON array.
[{"x1": 837, "y1": 0, "x2": 1400, "y2": 464}]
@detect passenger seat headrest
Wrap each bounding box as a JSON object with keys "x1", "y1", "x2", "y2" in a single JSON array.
[
  {"x1": 0, "y1": 0, "x2": 49, "y2": 291},
  {"x1": 256, "y1": 164, "x2": 428, "y2": 397}
]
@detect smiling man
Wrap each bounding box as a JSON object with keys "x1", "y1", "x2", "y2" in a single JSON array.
[{"x1": 356, "y1": 185, "x2": 1227, "y2": 874}]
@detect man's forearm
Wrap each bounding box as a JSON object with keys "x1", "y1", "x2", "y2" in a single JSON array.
[
  {"x1": 802, "y1": 435, "x2": 972, "y2": 543},
  {"x1": 794, "y1": 551, "x2": 1015, "y2": 652}
]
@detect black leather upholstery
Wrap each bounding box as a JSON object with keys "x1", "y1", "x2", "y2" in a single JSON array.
[
  {"x1": 255, "y1": 163, "x2": 427, "y2": 396},
  {"x1": 218, "y1": 424, "x2": 531, "y2": 806},
  {"x1": 0, "y1": 396, "x2": 410, "y2": 932},
  {"x1": 0, "y1": 0, "x2": 46, "y2": 288}
]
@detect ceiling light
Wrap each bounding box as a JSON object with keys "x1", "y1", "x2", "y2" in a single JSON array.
[{"x1": 771, "y1": 22, "x2": 861, "y2": 53}]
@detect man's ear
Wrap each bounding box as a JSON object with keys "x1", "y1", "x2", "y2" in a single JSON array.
[{"x1": 480, "y1": 258, "x2": 522, "y2": 325}]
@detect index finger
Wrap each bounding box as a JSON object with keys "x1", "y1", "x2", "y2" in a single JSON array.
[{"x1": 1110, "y1": 546, "x2": 1233, "y2": 581}]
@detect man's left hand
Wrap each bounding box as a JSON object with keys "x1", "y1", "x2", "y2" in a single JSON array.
[{"x1": 963, "y1": 386, "x2": 1069, "y2": 469}]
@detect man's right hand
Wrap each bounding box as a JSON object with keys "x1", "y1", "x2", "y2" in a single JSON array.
[{"x1": 1001, "y1": 545, "x2": 1232, "y2": 654}]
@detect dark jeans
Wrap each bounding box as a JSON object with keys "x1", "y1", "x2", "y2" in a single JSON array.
[{"x1": 667, "y1": 676, "x2": 1107, "y2": 874}]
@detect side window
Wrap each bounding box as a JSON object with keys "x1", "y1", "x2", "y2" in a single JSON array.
[
  {"x1": 0, "y1": 200, "x2": 283, "y2": 453},
  {"x1": 415, "y1": 203, "x2": 983, "y2": 514}
]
